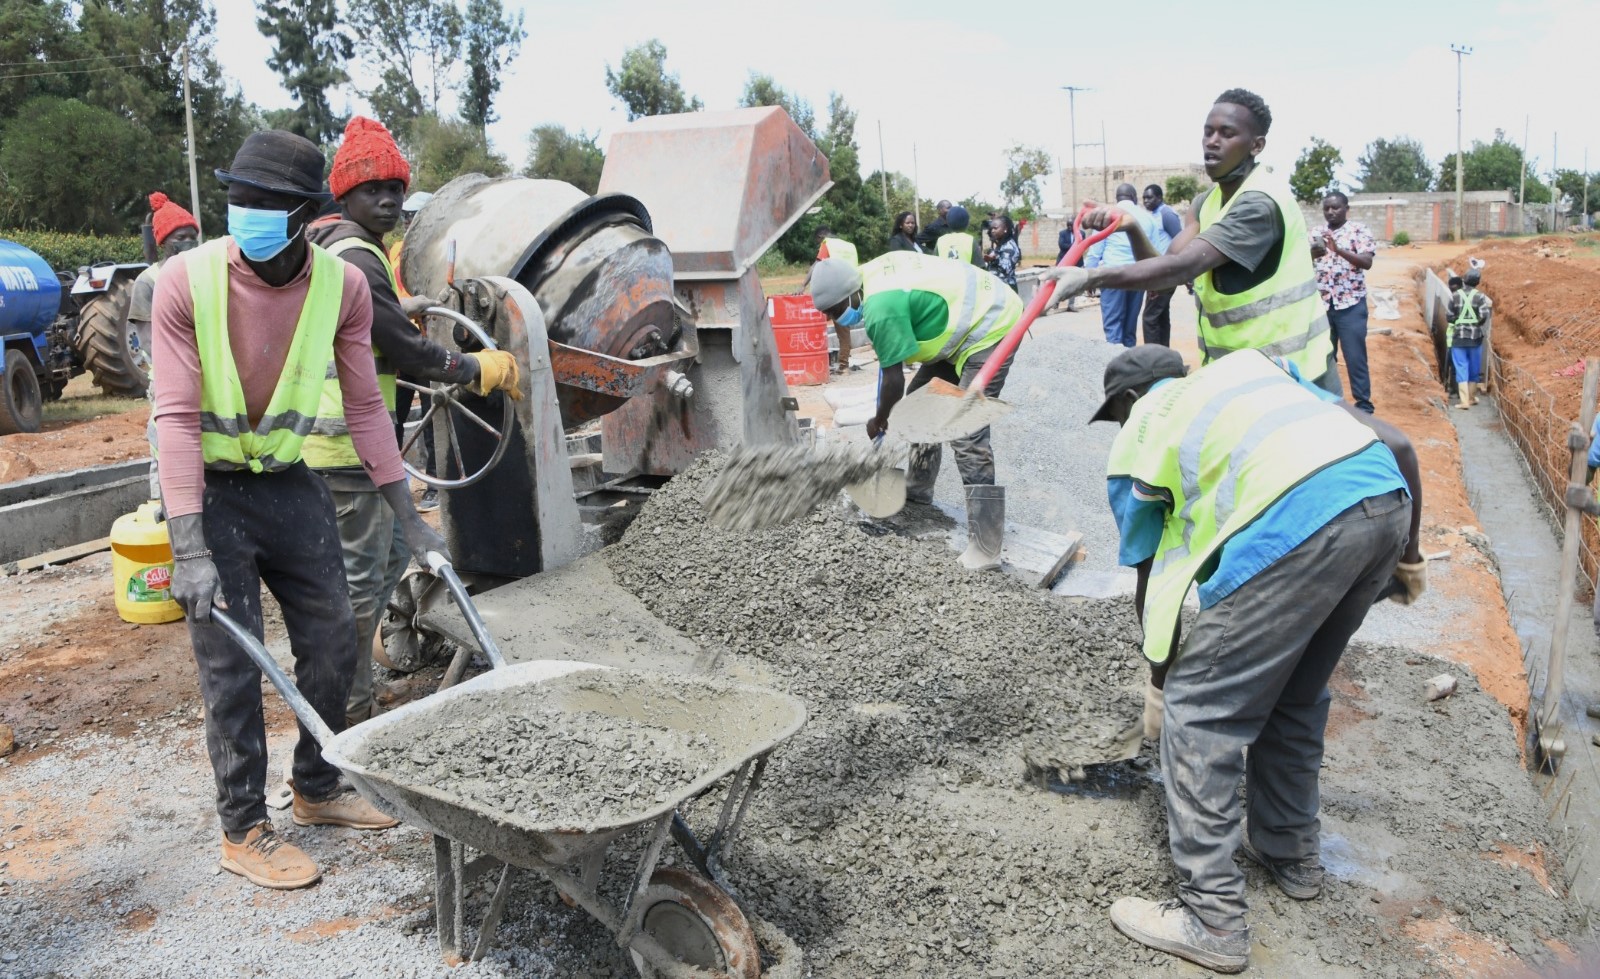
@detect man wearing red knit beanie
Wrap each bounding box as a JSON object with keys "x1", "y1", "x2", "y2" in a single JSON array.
[
  {"x1": 305, "y1": 115, "x2": 523, "y2": 725},
  {"x1": 128, "y1": 192, "x2": 201, "y2": 379}
]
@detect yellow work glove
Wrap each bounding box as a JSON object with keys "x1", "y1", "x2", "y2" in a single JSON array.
[
  {"x1": 466, "y1": 350, "x2": 523, "y2": 400},
  {"x1": 1389, "y1": 559, "x2": 1427, "y2": 605},
  {"x1": 1143, "y1": 681, "x2": 1164, "y2": 740}
]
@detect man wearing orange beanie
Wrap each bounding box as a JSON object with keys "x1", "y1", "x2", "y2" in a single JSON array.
[
  {"x1": 128, "y1": 192, "x2": 201, "y2": 378},
  {"x1": 305, "y1": 115, "x2": 522, "y2": 725}
]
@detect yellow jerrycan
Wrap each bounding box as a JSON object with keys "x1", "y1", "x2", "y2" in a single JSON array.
[{"x1": 110, "y1": 501, "x2": 184, "y2": 624}]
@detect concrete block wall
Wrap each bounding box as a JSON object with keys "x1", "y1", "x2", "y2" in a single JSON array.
[{"x1": 1294, "y1": 190, "x2": 1531, "y2": 242}]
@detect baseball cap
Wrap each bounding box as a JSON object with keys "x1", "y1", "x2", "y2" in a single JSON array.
[{"x1": 1089, "y1": 346, "x2": 1188, "y2": 422}]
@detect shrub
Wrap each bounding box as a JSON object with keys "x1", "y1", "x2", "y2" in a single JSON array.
[
  {"x1": 0, "y1": 228, "x2": 144, "y2": 272},
  {"x1": 1392, "y1": 231, "x2": 1411, "y2": 246}
]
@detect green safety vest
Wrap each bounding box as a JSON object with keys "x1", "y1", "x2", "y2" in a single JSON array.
[
  {"x1": 859, "y1": 252, "x2": 1022, "y2": 372},
  {"x1": 1106, "y1": 350, "x2": 1379, "y2": 665},
  {"x1": 189, "y1": 238, "x2": 345, "y2": 473},
  {"x1": 937, "y1": 231, "x2": 978, "y2": 265},
  {"x1": 1447, "y1": 287, "x2": 1483, "y2": 345},
  {"x1": 301, "y1": 237, "x2": 400, "y2": 469},
  {"x1": 1194, "y1": 166, "x2": 1334, "y2": 380},
  {"x1": 822, "y1": 236, "x2": 859, "y2": 267}
]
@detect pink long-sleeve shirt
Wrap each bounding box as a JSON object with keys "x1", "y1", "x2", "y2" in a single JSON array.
[{"x1": 151, "y1": 241, "x2": 405, "y2": 517}]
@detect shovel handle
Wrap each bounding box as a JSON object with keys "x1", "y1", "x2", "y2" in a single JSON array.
[
  {"x1": 969, "y1": 207, "x2": 1123, "y2": 393},
  {"x1": 424, "y1": 551, "x2": 507, "y2": 670},
  {"x1": 211, "y1": 609, "x2": 338, "y2": 748}
]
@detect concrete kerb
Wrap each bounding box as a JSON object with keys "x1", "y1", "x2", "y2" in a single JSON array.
[{"x1": 0, "y1": 459, "x2": 149, "y2": 564}]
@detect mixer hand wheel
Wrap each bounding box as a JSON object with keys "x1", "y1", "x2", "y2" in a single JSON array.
[{"x1": 400, "y1": 306, "x2": 514, "y2": 490}]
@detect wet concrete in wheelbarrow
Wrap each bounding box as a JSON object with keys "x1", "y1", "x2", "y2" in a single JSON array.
[{"x1": 594, "y1": 454, "x2": 1590, "y2": 977}]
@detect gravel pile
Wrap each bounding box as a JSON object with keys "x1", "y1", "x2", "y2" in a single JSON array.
[
  {"x1": 360, "y1": 681, "x2": 716, "y2": 830},
  {"x1": 699, "y1": 442, "x2": 902, "y2": 532}
]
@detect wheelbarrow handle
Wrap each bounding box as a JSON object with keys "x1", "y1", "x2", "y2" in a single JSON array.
[
  {"x1": 424, "y1": 551, "x2": 507, "y2": 670},
  {"x1": 968, "y1": 206, "x2": 1122, "y2": 393},
  {"x1": 211, "y1": 609, "x2": 338, "y2": 748}
]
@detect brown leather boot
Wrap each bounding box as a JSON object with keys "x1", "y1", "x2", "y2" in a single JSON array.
[
  {"x1": 292, "y1": 785, "x2": 399, "y2": 830},
  {"x1": 219, "y1": 822, "x2": 321, "y2": 890}
]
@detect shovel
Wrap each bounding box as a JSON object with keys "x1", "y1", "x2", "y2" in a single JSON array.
[
  {"x1": 845, "y1": 372, "x2": 908, "y2": 517},
  {"x1": 890, "y1": 207, "x2": 1123, "y2": 445}
]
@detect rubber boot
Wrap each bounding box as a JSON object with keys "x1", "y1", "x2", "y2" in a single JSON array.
[
  {"x1": 958, "y1": 485, "x2": 1005, "y2": 571},
  {"x1": 905, "y1": 444, "x2": 940, "y2": 505},
  {"x1": 1465, "y1": 381, "x2": 1477, "y2": 407},
  {"x1": 1455, "y1": 382, "x2": 1472, "y2": 410}
]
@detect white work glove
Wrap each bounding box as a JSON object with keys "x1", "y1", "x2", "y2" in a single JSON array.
[
  {"x1": 401, "y1": 295, "x2": 435, "y2": 318},
  {"x1": 1143, "y1": 681, "x2": 1164, "y2": 740},
  {"x1": 1389, "y1": 559, "x2": 1428, "y2": 605},
  {"x1": 1040, "y1": 266, "x2": 1093, "y2": 305}
]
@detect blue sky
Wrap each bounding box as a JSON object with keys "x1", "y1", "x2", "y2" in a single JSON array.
[{"x1": 213, "y1": 0, "x2": 1599, "y2": 207}]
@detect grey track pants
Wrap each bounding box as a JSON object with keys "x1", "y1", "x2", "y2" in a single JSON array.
[
  {"x1": 905, "y1": 346, "x2": 1013, "y2": 487},
  {"x1": 1161, "y1": 489, "x2": 1410, "y2": 931},
  {"x1": 327, "y1": 488, "x2": 408, "y2": 722},
  {"x1": 187, "y1": 463, "x2": 357, "y2": 834}
]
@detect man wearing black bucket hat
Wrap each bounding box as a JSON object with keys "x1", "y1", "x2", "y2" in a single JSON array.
[
  {"x1": 151, "y1": 130, "x2": 447, "y2": 890},
  {"x1": 1090, "y1": 345, "x2": 1425, "y2": 972}
]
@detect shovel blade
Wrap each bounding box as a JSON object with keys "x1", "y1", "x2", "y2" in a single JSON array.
[
  {"x1": 846, "y1": 467, "x2": 907, "y2": 517},
  {"x1": 892, "y1": 377, "x2": 1013, "y2": 444}
]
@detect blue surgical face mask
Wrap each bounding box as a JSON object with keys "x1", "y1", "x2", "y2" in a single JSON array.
[
  {"x1": 836, "y1": 300, "x2": 863, "y2": 328},
  {"x1": 228, "y1": 201, "x2": 307, "y2": 261}
]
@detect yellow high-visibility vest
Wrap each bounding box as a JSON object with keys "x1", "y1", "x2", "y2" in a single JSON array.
[
  {"x1": 821, "y1": 236, "x2": 858, "y2": 267},
  {"x1": 937, "y1": 231, "x2": 978, "y2": 266},
  {"x1": 1106, "y1": 350, "x2": 1379, "y2": 664},
  {"x1": 302, "y1": 237, "x2": 400, "y2": 470},
  {"x1": 188, "y1": 238, "x2": 345, "y2": 473},
  {"x1": 859, "y1": 253, "x2": 1022, "y2": 372}
]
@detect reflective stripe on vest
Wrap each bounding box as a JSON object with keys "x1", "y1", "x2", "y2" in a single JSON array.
[
  {"x1": 859, "y1": 252, "x2": 1023, "y2": 372},
  {"x1": 1105, "y1": 350, "x2": 1380, "y2": 665},
  {"x1": 301, "y1": 237, "x2": 399, "y2": 470},
  {"x1": 822, "y1": 237, "x2": 859, "y2": 267},
  {"x1": 1194, "y1": 167, "x2": 1333, "y2": 379},
  {"x1": 937, "y1": 232, "x2": 977, "y2": 264},
  {"x1": 189, "y1": 238, "x2": 345, "y2": 473}
]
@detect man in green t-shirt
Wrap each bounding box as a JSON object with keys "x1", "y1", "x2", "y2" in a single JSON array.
[{"x1": 809, "y1": 253, "x2": 1022, "y2": 569}]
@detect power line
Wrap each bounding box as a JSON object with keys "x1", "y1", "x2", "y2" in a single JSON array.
[
  {"x1": 0, "y1": 52, "x2": 147, "y2": 68},
  {"x1": 0, "y1": 61, "x2": 156, "y2": 81}
]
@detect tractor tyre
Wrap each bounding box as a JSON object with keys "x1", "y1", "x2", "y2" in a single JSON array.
[
  {"x1": 0, "y1": 349, "x2": 44, "y2": 435},
  {"x1": 76, "y1": 277, "x2": 147, "y2": 397}
]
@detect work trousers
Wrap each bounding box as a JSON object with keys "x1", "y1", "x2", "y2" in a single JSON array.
[
  {"x1": 905, "y1": 347, "x2": 1013, "y2": 488},
  {"x1": 1327, "y1": 298, "x2": 1373, "y2": 413},
  {"x1": 187, "y1": 463, "x2": 357, "y2": 834},
  {"x1": 1099, "y1": 288, "x2": 1143, "y2": 347},
  {"x1": 327, "y1": 488, "x2": 409, "y2": 722},
  {"x1": 1142, "y1": 288, "x2": 1175, "y2": 347},
  {"x1": 1450, "y1": 344, "x2": 1483, "y2": 383},
  {"x1": 1161, "y1": 489, "x2": 1410, "y2": 932}
]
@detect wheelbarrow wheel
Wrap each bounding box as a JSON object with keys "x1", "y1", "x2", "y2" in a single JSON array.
[
  {"x1": 377, "y1": 571, "x2": 445, "y2": 674},
  {"x1": 629, "y1": 868, "x2": 761, "y2": 979}
]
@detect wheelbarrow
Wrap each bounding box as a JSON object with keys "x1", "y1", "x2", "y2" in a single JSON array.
[{"x1": 212, "y1": 566, "x2": 807, "y2": 977}]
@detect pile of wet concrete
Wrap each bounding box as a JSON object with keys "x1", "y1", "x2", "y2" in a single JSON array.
[{"x1": 578, "y1": 454, "x2": 1585, "y2": 977}]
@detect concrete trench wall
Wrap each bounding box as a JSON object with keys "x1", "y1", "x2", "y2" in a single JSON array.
[{"x1": 0, "y1": 460, "x2": 149, "y2": 564}]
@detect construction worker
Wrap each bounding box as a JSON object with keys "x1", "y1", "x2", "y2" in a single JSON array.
[
  {"x1": 1090, "y1": 345, "x2": 1425, "y2": 973},
  {"x1": 305, "y1": 116, "x2": 522, "y2": 725},
  {"x1": 935, "y1": 205, "x2": 983, "y2": 267},
  {"x1": 811, "y1": 226, "x2": 858, "y2": 372},
  {"x1": 1041, "y1": 89, "x2": 1339, "y2": 391},
  {"x1": 916, "y1": 199, "x2": 954, "y2": 251},
  {"x1": 394, "y1": 189, "x2": 441, "y2": 511},
  {"x1": 808, "y1": 252, "x2": 1022, "y2": 569},
  {"x1": 152, "y1": 130, "x2": 445, "y2": 890},
  {"x1": 1444, "y1": 267, "x2": 1491, "y2": 409},
  {"x1": 130, "y1": 192, "x2": 201, "y2": 499}
]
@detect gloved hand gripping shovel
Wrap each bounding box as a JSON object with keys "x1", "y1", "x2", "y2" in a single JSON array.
[{"x1": 890, "y1": 207, "x2": 1121, "y2": 445}]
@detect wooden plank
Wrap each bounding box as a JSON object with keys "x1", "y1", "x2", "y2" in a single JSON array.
[{"x1": 1, "y1": 537, "x2": 112, "y2": 576}]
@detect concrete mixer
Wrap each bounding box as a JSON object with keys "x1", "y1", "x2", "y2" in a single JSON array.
[{"x1": 377, "y1": 107, "x2": 830, "y2": 667}]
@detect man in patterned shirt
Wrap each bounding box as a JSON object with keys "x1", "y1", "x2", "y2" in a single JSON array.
[{"x1": 1311, "y1": 192, "x2": 1377, "y2": 412}]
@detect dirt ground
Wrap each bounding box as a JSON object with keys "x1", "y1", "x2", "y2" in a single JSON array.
[{"x1": 0, "y1": 242, "x2": 1592, "y2": 976}]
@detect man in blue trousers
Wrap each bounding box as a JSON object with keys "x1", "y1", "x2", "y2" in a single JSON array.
[{"x1": 1085, "y1": 183, "x2": 1163, "y2": 346}]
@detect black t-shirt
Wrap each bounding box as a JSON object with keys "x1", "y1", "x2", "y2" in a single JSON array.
[{"x1": 1193, "y1": 185, "x2": 1284, "y2": 296}]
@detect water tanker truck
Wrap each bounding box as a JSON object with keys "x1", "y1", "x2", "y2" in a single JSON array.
[{"x1": 0, "y1": 239, "x2": 150, "y2": 434}]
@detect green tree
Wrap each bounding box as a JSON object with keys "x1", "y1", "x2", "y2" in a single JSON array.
[
  {"x1": 0, "y1": 0, "x2": 94, "y2": 110},
  {"x1": 0, "y1": 97, "x2": 149, "y2": 232},
  {"x1": 1356, "y1": 136, "x2": 1433, "y2": 193},
  {"x1": 459, "y1": 0, "x2": 524, "y2": 135},
  {"x1": 999, "y1": 144, "x2": 1051, "y2": 221},
  {"x1": 257, "y1": 0, "x2": 352, "y2": 144},
  {"x1": 405, "y1": 112, "x2": 508, "y2": 191},
  {"x1": 1289, "y1": 137, "x2": 1342, "y2": 203},
  {"x1": 738, "y1": 72, "x2": 814, "y2": 139},
  {"x1": 1164, "y1": 174, "x2": 1203, "y2": 203},
  {"x1": 345, "y1": 0, "x2": 462, "y2": 131},
  {"x1": 523, "y1": 124, "x2": 604, "y2": 194},
  {"x1": 1552, "y1": 169, "x2": 1600, "y2": 218},
  {"x1": 604, "y1": 39, "x2": 702, "y2": 120},
  {"x1": 773, "y1": 93, "x2": 888, "y2": 263},
  {"x1": 1437, "y1": 136, "x2": 1550, "y2": 203}
]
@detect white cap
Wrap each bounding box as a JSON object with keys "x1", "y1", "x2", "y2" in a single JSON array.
[{"x1": 402, "y1": 191, "x2": 434, "y2": 213}]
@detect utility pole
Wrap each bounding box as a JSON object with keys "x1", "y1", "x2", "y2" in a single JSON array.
[
  {"x1": 912, "y1": 143, "x2": 921, "y2": 231},
  {"x1": 1061, "y1": 86, "x2": 1092, "y2": 210},
  {"x1": 1101, "y1": 122, "x2": 1109, "y2": 201},
  {"x1": 877, "y1": 120, "x2": 889, "y2": 212},
  {"x1": 1551, "y1": 133, "x2": 1558, "y2": 232},
  {"x1": 1519, "y1": 115, "x2": 1529, "y2": 232},
  {"x1": 182, "y1": 41, "x2": 202, "y2": 239},
  {"x1": 1450, "y1": 43, "x2": 1472, "y2": 242},
  {"x1": 1584, "y1": 149, "x2": 1591, "y2": 229}
]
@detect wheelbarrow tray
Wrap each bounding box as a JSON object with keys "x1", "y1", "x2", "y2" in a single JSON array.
[{"x1": 322, "y1": 661, "x2": 807, "y2": 871}]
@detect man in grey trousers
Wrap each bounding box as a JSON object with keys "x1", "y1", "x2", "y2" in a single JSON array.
[{"x1": 1093, "y1": 346, "x2": 1427, "y2": 972}]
